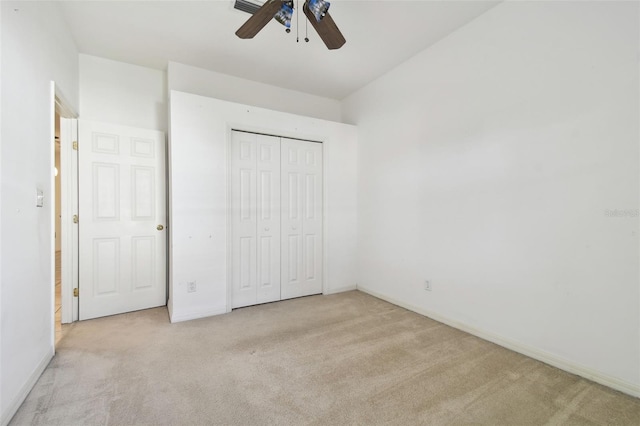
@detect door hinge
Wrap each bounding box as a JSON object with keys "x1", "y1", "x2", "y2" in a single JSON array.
[
  {"x1": 73, "y1": 288, "x2": 79, "y2": 297},
  {"x1": 73, "y1": 214, "x2": 79, "y2": 224},
  {"x1": 72, "y1": 141, "x2": 78, "y2": 151}
]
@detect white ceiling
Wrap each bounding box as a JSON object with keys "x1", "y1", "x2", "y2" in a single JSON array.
[{"x1": 58, "y1": 0, "x2": 499, "y2": 100}]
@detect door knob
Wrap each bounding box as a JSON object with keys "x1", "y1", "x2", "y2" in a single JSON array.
[{"x1": 157, "y1": 224, "x2": 164, "y2": 231}]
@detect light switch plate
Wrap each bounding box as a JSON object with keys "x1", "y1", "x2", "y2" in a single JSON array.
[{"x1": 36, "y1": 189, "x2": 44, "y2": 207}]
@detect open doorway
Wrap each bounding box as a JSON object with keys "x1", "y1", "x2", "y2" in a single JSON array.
[
  {"x1": 53, "y1": 83, "x2": 79, "y2": 349},
  {"x1": 54, "y1": 111, "x2": 63, "y2": 344}
]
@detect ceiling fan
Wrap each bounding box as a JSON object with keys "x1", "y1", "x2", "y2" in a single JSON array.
[{"x1": 236, "y1": 0, "x2": 346, "y2": 50}]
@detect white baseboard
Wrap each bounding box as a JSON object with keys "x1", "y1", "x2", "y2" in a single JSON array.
[
  {"x1": 357, "y1": 285, "x2": 640, "y2": 399},
  {"x1": 324, "y1": 284, "x2": 357, "y2": 295},
  {"x1": 1, "y1": 350, "x2": 53, "y2": 426},
  {"x1": 169, "y1": 306, "x2": 227, "y2": 323}
]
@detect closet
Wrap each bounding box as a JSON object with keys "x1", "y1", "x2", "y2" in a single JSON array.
[{"x1": 230, "y1": 130, "x2": 323, "y2": 308}]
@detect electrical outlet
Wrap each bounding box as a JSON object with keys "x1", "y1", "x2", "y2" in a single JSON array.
[
  {"x1": 187, "y1": 281, "x2": 197, "y2": 293},
  {"x1": 424, "y1": 280, "x2": 432, "y2": 291}
]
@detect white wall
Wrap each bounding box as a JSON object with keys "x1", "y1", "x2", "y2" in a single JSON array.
[
  {"x1": 169, "y1": 90, "x2": 357, "y2": 322},
  {"x1": 0, "y1": 1, "x2": 79, "y2": 423},
  {"x1": 168, "y1": 62, "x2": 342, "y2": 123},
  {"x1": 342, "y1": 1, "x2": 640, "y2": 396},
  {"x1": 80, "y1": 54, "x2": 167, "y2": 132}
]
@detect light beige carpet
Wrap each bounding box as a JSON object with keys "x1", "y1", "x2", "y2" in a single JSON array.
[{"x1": 10, "y1": 291, "x2": 640, "y2": 425}]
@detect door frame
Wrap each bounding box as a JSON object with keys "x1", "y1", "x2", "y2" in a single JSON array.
[
  {"x1": 225, "y1": 126, "x2": 329, "y2": 312},
  {"x1": 52, "y1": 82, "x2": 79, "y2": 334},
  {"x1": 59, "y1": 115, "x2": 79, "y2": 324}
]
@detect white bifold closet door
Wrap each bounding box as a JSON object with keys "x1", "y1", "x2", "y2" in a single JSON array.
[
  {"x1": 231, "y1": 132, "x2": 282, "y2": 308},
  {"x1": 230, "y1": 131, "x2": 322, "y2": 309},
  {"x1": 280, "y1": 137, "x2": 323, "y2": 300}
]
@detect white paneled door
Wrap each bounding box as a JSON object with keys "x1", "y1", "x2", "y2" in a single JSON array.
[
  {"x1": 280, "y1": 138, "x2": 323, "y2": 300},
  {"x1": 230, "y1": 131, "x2": 322, "y2": 308},
  {"x1": 79, "y1": 121, "x2": 166, "y2": 320},
  {"x1": 231, "y1": 131, "x2": 281, "y2": 308}
]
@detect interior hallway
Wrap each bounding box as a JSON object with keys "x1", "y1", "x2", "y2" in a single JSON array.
[{"x1": 11, "y1": 291, "x2": 640, "y2": 425}]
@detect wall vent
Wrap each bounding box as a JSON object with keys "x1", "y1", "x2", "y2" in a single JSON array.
[{"x1": 234, "y1": 0, "x2": 262, "y2": 14}]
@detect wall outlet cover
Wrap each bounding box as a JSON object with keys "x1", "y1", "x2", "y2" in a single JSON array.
[{"x1": 36, "y1": 189, "x2": 44, "y2": 207}]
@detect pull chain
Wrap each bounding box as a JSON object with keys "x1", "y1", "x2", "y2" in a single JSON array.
[
  {"x1": 296, "y1": 0, "x2": 299, "y2": 42},
  {"x1": 305, "y1": 8, "x2": 309, "y2": 42}
]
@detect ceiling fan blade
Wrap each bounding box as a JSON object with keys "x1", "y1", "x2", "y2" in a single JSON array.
[
  {"x1": 236, "y1": 0, "x2": 284, "y2": 39},
  {"x1": 303, "y1": 4, "x2": 346, "y2": 50}
]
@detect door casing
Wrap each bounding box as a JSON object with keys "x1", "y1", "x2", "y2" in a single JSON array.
[
  {"x1": 54, "y1": 83, "x2": 80, "y2": 326},
  {"x1": 59, "y1": 115, "x2": 79, "y2": 324}
]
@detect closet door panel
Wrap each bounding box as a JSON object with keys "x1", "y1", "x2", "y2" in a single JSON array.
[
  {"x1": 281, "y1": 138, "x2": 323, "y2": 300},
  {"x1": 231, "y1": 131, "x2": 258, "y2": 308},
  {"x1": 256, "y1": 135, "x2": 281, "y2": 304},
  {"x1": 281, "y1": 142, "x2": 304, "y2": 298},
  {"x1": 302, "y1": 142, "x2": 323, "y2": 294}
]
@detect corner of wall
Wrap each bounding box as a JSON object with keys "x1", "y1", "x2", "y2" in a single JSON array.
[
  {"x1": 357, "y1": 285, "x2": 640, "y2": 398},
  {"x1": 1, "y1": 1, "x2": 79, "y2": 421},
  {"x1": 1, "y1": 350, "x2": 53, "y2": 426}
]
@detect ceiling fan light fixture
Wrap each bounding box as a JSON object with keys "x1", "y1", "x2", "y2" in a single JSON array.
[
  {"x1": 307, "y1": 0, "x2": 330, "y2": 22},
  {"x1": 236, "y1": 0, "x2": 345, "y2": 49},
  {"x1": 274, "y1": 0, "x2": 294, "y2": 28}
]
